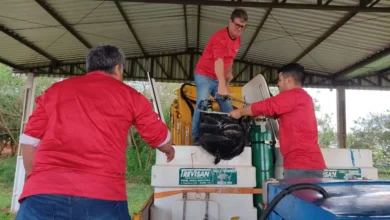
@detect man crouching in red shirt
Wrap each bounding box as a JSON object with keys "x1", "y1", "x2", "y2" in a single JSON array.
[
  {"x1": 229, "y1": 63, "x2": 326, "y2": 179},
  {"x1": 15, "y1": 45, "x2": 175, "y2": 220}
]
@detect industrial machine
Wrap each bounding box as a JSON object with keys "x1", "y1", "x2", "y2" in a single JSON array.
[
  {"x1": 132, "y1": 74, "x2": 380, "y2": 220},
  {"x1": 262, "y1": 178, "x2": 390, "y2": 219},
  {"x1": 169, "y1": 83, "x2": 246, "y2": 146}
]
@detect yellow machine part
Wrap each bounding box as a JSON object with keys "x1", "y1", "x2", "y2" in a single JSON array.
[{"x1": 170, "y1": 83, "x2": 244, "y2": 146}]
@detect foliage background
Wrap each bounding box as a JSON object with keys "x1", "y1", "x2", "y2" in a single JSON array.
[{"x1": 0, "y1": 63, "x2": 389, "y2": 218}]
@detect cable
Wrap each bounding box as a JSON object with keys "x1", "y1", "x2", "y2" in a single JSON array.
[{"x1": 259, "y1": 183, "x2": 328, "y2": 220}]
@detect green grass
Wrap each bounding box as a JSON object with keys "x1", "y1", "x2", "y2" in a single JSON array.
[
  {"x1": 127, "y1": 184, "x2": 153, "y2": 215},
  {"x1": 0, "y1": 155, "x2": 16, "y2": 220},
  {"x1": 0, "y1": 150, "x2": 155, "y2": 218}
]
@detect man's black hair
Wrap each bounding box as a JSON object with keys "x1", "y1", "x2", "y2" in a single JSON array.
[
  {"x1": 231, "y1": 8, "x2": 248, "y2": 22},
  {"x1": 86, "y1": 45, "x2": 125, "y2": 74},
  {"x1": 278, "y1": 63, "x2": 306, "y2": 86}
]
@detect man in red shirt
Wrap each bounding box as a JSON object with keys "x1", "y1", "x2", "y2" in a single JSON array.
[
  {"x1": 191, "y1": 8, "x2": 248, "y2": 145},
  {"x1": 229, "y1": 63, "x2": 326, "y2": 178},
  {"x1": 15, "y1": 45, "x2": 175, "y2": 219}
]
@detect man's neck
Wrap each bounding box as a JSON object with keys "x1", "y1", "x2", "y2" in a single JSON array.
[
  {"x1": 226, "y1": 27, "x2": 236, "y2": 40},
  {"x1": 286, "y1": 85, "x2": 302, "y2": 91}
]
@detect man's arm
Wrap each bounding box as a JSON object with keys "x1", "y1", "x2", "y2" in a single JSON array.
[
  {"x1": 21, "y1": 144, "x2": 36, "y2": 175},
  {"x1": 212, "y1": 35, "x2": 228, "y2": 95},
  {"x1": 132, "y1": 92, "x2": 175, "y2": 162},
  {"x1": 19, "y1": 94, "x2": 49, "y2": 176},
  {"x1": 226, "y1": 63, "x2": 233, "y2": 86},
  {"x1": 229, "y1": 91, "x2": 297, "y2": 119}
]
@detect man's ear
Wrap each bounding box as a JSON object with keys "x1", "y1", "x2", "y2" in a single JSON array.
[
  {"x1": 114, "y1": 64, "x2": 121, "y2": 75},
  {"x1": 113, "y1": 64, "x2": 123, "y2": 80}
]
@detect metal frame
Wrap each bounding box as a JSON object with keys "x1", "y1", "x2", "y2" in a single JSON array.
[
  {"x1": 12, "y1": 50, "x2": 390, "y2": 88},
  {"x1": 108, "y1": 0, "x2": 390, "y2": 13},
  {"x1": 0, "y1": 0, "x2": 389, "y2": 89}
]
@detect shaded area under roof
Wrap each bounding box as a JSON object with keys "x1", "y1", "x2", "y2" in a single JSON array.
[{"x1": 1, "y1": 0, "x2": 390, "y2": 89}]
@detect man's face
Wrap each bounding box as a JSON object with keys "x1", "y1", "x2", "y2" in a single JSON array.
[
  {"x1": 228, "y1": 17, "x2": 246, "y2": 38},
  {"x1": 277, "y1": 72, "x2": 288, "y2": 92}
]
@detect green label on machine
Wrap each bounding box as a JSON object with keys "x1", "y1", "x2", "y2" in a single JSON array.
[
  {"x1": 323, "y1": 168, "x2": 362, "y2": 179},
  {"x1": 179, "y1": 168, "x2": 237, "y2": 185}
]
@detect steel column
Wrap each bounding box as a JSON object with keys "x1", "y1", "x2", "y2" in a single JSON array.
[
  {"x1": 11, "y1": 73, "x2": 36, "y2": 212},
  {"x1": 336, "y1": 86, "x2": 347, "y2": 148}
]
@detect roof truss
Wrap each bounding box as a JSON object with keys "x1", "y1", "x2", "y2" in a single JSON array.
[
  {"x1": 0, "y1": 0, "x2": 389, "y2": 89},
  {"x1": 12, "y1": 50, "x2": 389, "y2": 89},
  {"x1": 108, "y1": 0, "x2": 390, "y2": 13}
]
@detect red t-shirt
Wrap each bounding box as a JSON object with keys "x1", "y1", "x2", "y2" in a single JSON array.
[
  {"x1": 18, "y1": 71, "x2": 170, "y2": 202},
  {"x1": 195, "y1": 27, "x2": 241, "y2": 80},
  {"x1": 251, "y1": 88, "x2": 326, "y2": 170}
]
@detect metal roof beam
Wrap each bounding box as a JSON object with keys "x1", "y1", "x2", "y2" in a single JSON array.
[
  {"x1": 16, "y1": 50, "x2": 330, "y2": 78},
  {"x1": 332, "y1": 45, "x2": 390, "y2": 80},
  {"x1": 108, "y1": 0, "x2": 390, "y2": 13},
  {"x1": 114, "y1": 0, "x2": 147, "y2": 56},
  {"x1": 292, "y1": 0, "x2": 377, "y2": 63},
  {"x1": 114, "y1": 0, "x2": 170, "y2": 78},
  {"x1": 183, "y1": 5, "x2": 189, "y2": 49},
  {"x1": 292, "y1": 13, "x2": 356, "y2": 63},
  {"x1": 240, "y1": 0, "x2": 285, "y2": 60},
  {"x1": 0, "y1": 57, "x2": 20, "y2": 70},
  {"x1": 35, "y1": 0, "x2": 92, "y2": 49},
  {"x1": 0, "y1": 24, "x2": 59, "y2": 64},
  {"x1": 196, "y1": 5, "x2": 201, "y2": 52},
  {"x1": 324, "y1": 0, "x2": 334, "y2": 5}
]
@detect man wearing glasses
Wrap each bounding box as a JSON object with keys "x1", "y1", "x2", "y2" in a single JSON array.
[{"x1": 191, "y1": 8, "x2": 248, "y2": 145}]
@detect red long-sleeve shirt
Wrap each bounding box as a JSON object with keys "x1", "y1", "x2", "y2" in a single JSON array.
[
  {"x1": 18, "y1": 71, "x2": 170, "y2": 202},
  {"x1": 251, "y1": 88, "x2": 326, "y2": 170}
]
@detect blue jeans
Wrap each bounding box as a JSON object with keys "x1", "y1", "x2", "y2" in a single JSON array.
[
  {"x1": 192, "y1": 73, "x2": 233, "y2": 138},
  {"x1": 15, "y1": 194, "x2": 131, "y2": 220}
]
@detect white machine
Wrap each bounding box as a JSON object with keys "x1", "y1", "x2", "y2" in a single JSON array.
[{"x1": 147, "y1": 74, "x2": 378, "y2": 220}]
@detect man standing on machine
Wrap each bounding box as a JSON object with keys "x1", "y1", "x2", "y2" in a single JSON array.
[
  {"x1": 191, "y1": 8, "x2": 248, "y2": 145},
  {"x1": 228, "y1": 63, "x2": 326, "y2": 179}
]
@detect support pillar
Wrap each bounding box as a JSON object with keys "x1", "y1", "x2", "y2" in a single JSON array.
[
  {"x1": 11, "y1": 72, "x2": 36, "y2": 212},
  {"x1": 336, "y1": 86, "x2": 347, "y2": 148}
]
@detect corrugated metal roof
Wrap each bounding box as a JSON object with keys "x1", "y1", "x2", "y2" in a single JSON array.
[{"x1": 0, "y1": 0, "x2": 389, "y2": 86}]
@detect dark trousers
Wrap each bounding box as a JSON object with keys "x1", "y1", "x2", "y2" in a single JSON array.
[{"x1": 15, "y1": 194, "x2": 131, "y2": 220}]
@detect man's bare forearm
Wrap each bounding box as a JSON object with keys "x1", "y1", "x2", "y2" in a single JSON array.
[
  {"x1": 240, "y1": 105, "x2": 255, "y2": 116},
  {"x1": 214, "y1": 59, "x2": 225, "y2": 83},
  {"x1": 21, "y1": 144, "x2": 36, "y2": 176}
]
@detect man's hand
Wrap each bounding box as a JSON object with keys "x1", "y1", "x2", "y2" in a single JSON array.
[
  {"x1": 164, "y1": 146, "x2": 175, "y2": 162},
  {"x1": 158, "y1": 143, "x2": 175, "y2": 162},
  {"x1": 217, "y1": 84, "x2": 229, "y2": 96},
  {"x1": 228, "y1": 109, "x2": 242, "y2": 119}
]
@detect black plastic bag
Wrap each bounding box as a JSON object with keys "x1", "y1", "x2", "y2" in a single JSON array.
[{"x1": 198, "y1": 101, "x2": 252, "y2": 164}]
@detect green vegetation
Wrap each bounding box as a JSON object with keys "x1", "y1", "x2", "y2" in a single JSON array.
[{"x1": 0, "y1": 63, "x2": 389, "y2": 219}]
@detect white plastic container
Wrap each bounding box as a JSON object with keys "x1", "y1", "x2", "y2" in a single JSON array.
[
  {"x1": 274, "y1": 148, "x2": 378, "y2": 180},
  {"x1": 150, "y1": 145, "x2": 258, "y2": 220}
]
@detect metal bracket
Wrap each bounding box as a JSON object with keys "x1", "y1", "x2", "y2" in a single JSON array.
[
  {"x1": 262, "y1": 178, "x2": 279, "y2": 208},
  {"x1": 204, "y1": 193, "x2": 210, "y2": 220},
  {"x1": 182, "y1": 192, "x2": 187, "y2": 220}
]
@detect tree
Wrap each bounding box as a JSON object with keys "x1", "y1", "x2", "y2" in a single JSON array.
[
  {"x1": 347, "y1": 110, "x2": 390, "y2": 165},
  {"x1": 0, "y1": 65, "x2": 24, "y2": 155},
  {"x1": 0, "y1": 64, "x2": 59, "y2": 156}
]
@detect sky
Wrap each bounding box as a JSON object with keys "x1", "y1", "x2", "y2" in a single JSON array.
[{"x1": 303, "y1": 88, "x2": 390, "y2": 132}]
